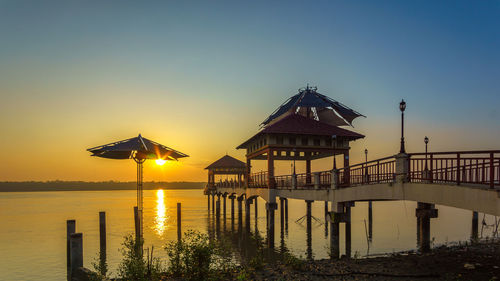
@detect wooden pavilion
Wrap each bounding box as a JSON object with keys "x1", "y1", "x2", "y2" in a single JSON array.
[
  {"x1": 205, "y1": 154, "x2": 246, "y2": 190},
  {"x1": 236, "y1": 86, "x2": 365, "y2": 188}
]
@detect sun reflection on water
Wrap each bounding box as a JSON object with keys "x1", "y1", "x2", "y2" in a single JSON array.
[{"x1": 154, "y1": 189, "x2": 169, "y2": 236}]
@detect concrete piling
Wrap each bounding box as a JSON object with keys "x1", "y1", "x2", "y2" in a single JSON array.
[
  {"x1": 216, "y1": 197, "x2": 221, "y2": 218},
  {"x1": 368, "y1": 201, "x2": 373, "y2": 240},
  {"x1": 345, "y1": 204, "x2": 352, "y2": 258},
  {"x1": 237, "y1": 197, "x2": 243, "y2": 231},
  {"x1": 245, "y1": 198, "x2": 251, "y2": 231},
  {"x1": 472, "y1": 211, "x2": 478, "y2": 241},
  {"x1": 254, "y1": 198, "x2": 258, "y2": 219},
  {"x1": 280, "y1": 197, "x2": 285, "y2": 233},
  {"x1": 285, "y1": 198, "x2": 288, "y2": 233},
  {"x1": 266, "y1": 202, "x2": 277, "y2": 248},
  {"x1": 416, "y1": 202, "x2": 438, "y2": 253},
  {"x1": 216, "y1": 200, "x2": 221, "y2": 236},
  {"x1": 223, "y1": 194, "x2": 227, "y2": 220},
  {"x1": 306, "y1": 200, "x2": 313, "y2": 260},
  {"x1": 212, "y1": 193, "x2": 215, "y2": 213}
]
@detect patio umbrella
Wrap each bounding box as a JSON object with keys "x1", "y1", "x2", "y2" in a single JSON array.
[
  {"x1": 261, "y1": 85, "x2": 365, "y2": 127},
  {"x1": 87, "y1": 134, "x2": 188, "y2": 242}
]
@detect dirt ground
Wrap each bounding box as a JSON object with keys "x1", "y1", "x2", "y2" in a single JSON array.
[{"x1": 247, "y1": 241, "x2": 500, "y2": 280}]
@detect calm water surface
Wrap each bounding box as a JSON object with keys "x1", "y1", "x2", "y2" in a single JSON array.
[{"x1": 0, "y1": 188, "x2": 497, "y2": 280}]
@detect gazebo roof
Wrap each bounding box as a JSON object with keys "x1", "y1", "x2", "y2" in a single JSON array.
[
  {"x1": 88, "y1": 134, "x2": 188, "y2": 160},
  {"x1": 237, "y1": 114, "x2": 364, "y2": 149},
  {"x1": 205, "y1": 155, "x2": 246, "y2": 170},
  {"x1": 261, "y1": 86, "x2": 365, "y2": 127}
]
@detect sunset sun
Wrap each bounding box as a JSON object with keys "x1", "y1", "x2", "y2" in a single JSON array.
[{"x1": 155, "y1": 159, "x2": 167, "y2": 166}]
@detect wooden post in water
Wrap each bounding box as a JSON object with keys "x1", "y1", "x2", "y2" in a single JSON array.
[
  {"x1": 99, "y1": 212, "x2": 106, "y2": 274},
  {"x1": 70, "y1": 233, "x2": 83, "y2": 279},
  {"x1": 133, "y1": 206, "x2": 141, "y2": 255},
  {"x1": 177, "y1": 203, "x2": 182, "y2": 242},
  {"x1": 66, "y1": 220, "x2": 76, "y2": 281}
]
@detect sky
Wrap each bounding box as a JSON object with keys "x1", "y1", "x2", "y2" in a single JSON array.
[{"x1": 0, "y1": 0, "x2": 498, "y2": 182}]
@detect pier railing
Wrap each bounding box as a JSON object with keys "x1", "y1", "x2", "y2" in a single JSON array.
[
  {"x1": 215, "y1": 150, "x2": 500, "y2": 190},
  {"x1": 338, "y1": 156, "x2": 396, "y2": 187},
  {"x1": 408, "y1": 151, "x2": 500, "y2": 188}
]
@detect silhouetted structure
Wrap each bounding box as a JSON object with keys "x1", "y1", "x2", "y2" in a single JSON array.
[{"x1": 87, "y1": 134, "x2": 188, "y2": 244}]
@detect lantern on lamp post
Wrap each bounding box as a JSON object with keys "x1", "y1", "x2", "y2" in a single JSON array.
[
  {"x1": 399, "y1": 100, "x2": 406, "y2": 154},
  {"x1": 424, "y1": 136, "x2": 429, "y2": 171}
]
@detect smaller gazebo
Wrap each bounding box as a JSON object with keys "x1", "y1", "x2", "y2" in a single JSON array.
[{"x1": 205, "y1": 155, "x2": 246, "y2": 190}]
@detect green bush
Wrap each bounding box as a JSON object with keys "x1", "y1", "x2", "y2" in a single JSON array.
[
  {"x1": 165, "y1": 230, "x2": 235, "y2": 281},
  {"x1": 89, "y1": 254, "x2": 108, "y2": 281},
  {"x1": 117, "y1": 234, "x2": 163, "y2": 281}
]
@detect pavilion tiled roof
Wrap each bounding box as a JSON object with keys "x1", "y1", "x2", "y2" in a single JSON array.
[
  {"x1": 237, "y1": 114, "x2": 364, "y2": 149},
  {"x1": 205, "y1": 155, "x2": 246, "y2": 170}
]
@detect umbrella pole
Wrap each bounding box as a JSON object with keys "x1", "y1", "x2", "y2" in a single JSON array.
[{"x1": 136, "y1": 160, "x2": 144, "y2": 256}]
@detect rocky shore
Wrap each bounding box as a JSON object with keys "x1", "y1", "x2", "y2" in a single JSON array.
[{"x1": 245, "y1": 240, "x2": 500, "y2": 280}]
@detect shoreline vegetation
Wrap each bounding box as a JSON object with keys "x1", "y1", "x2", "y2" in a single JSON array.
[
  {"x1": 0, "y1": 181, "x2": 206, "y2": 192},
  {"x1": 82, "y1": 232, "x2": 500, "y2": 281}
]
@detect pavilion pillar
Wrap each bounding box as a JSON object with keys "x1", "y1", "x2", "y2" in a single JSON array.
[
  {"x1": 268, "y1": 149, "x2": 275, "y2": 188},
  {"x1": 344, "y1": 151, "x2": 350, "y2": 186}
]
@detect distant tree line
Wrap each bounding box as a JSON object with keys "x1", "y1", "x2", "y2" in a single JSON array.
[{"x1": 0, "y1": 181, "x2": 206, "y2": 192}]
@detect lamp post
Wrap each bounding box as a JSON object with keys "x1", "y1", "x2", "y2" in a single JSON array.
[
  {"x1": 365, "y1": 149, "x2": 368, "y2": 163},
  {"x1": 424, "y1": 136, "x2": 429, "y2": 171},
  {"x1": 399, "y1": 99, "x2": 406, "y2": 154}
]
